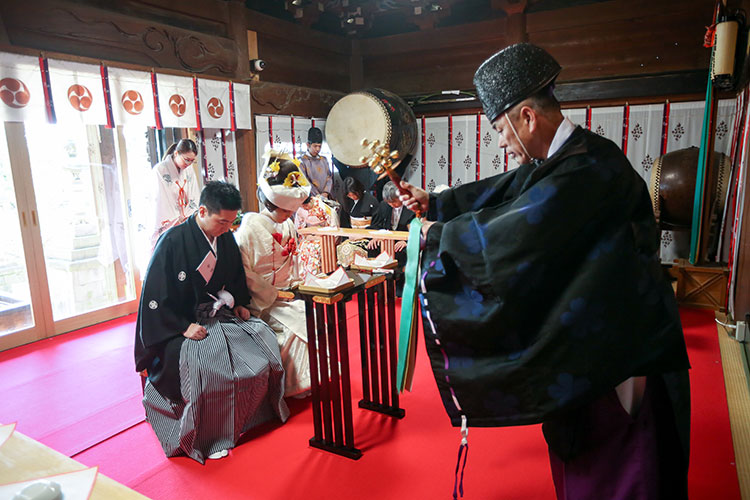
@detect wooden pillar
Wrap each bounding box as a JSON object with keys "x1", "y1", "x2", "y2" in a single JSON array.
[
  {"x1": 226, "y1": 0, "x2": 250, "y2": 81},
  {"x1": 0, "y1": 10, "x2": 10, "y2": 44},
  {"x1": 247, "y1": 29, "x2": 259, "y2": 82},
  {"x1": 493, "y1": 0, "x2": 528, "y2": 44},
  {"x1": 236, "y1": 128, "x2": 257, "y2": 213}
]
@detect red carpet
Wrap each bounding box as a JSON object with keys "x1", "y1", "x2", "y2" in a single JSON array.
[
  {"x1": 681, "y1": 308, "x2": 741, "y2": 498},
  {"x1": 0, "y1": 315, "x2": 144, "y2": 456},
  {"x1": 1, "y1": 306, "x2": 741, "y2": 499}
]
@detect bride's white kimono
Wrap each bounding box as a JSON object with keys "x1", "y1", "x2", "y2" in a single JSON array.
[{"x1": 234, "y1": 210, "x2": 310, "y2": 397}]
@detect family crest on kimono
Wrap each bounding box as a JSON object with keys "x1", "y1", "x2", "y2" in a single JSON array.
[
  {"x1": 135, "y1": 181, "x2": 288, "y2": 464},
  {"x1": 234, "y1": 152, "x2": 313, "y2": 398}
]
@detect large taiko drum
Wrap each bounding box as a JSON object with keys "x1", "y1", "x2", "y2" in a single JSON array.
[
  {"x1": 649, "y1": 147, "x2": 731, "y2": 230},
  {"x1": 325, "y1": 88, "x2": 417, "y2": 167}
]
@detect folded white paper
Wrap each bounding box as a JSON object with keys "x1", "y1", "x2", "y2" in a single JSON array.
[
  {"x1": 354, "y1": 251, "x2": 394, "y2": 267},
  {"x1": 303, "y1": 266, "x2": 351, "y2": 288}
]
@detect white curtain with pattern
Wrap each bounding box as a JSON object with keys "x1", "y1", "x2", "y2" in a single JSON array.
[{"x1": 424, "y1": 117, "x2": 450, "y2": 192}]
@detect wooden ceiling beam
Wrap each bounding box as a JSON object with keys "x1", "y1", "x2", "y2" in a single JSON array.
[
  {"x1": 492, "y1": 0, "x2": 527, "y2": 16},
  {"x1": 360, "y1": 17, "x2": 509, "y2": 55},
  {"x1": 526, "y1": 0, "x2": 711, "y2": 33},
  {"x1": 246, "y1": 8, "x2": 350, "y2": 55}
]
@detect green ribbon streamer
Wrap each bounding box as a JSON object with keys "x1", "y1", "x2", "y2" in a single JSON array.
[
  {"x1": 397, "y1": 217, "x2": 422, "y2": 391},
  {"x1": 690, "y1": 47, "x2": 715, "y2": 264}
]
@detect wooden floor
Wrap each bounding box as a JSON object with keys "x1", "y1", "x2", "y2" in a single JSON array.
[{"x1": 717, "y1": 313, "x2": 750, "y2": 500}]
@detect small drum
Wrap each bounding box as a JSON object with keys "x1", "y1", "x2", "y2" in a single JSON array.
[
  {"x1": 326, "y1": 88, "x2": 418, "y2": 167},
  {"x1": 649, "y1": 146, "x2": 731, "y2": 230}
]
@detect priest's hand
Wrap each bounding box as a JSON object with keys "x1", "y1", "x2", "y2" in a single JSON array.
[
  {"x1": 394, "y1": 240, "x2": 407, "y2": 252},
  {"x1": 399, "y1": 181, "x2": 429, "y2": 215},
  {"x1": 183, "y1": 323, "x2": 207, "y2": 340},
  {"x1": 233, "y1": 305, "x2": 251, "y2": 321}
]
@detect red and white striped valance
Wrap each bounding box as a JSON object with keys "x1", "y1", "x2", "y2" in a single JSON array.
[
  {"x1": 47, "y1": 59, "x2": 109, "y2": 125},
  {"x1": 156, "y1": 74, "x2": 197, "y2": 129},
  {"x1": 0, "y1": 52, "x2": 47, "y2": 123},
  {"x1": 0, "y1": 51, "x2": 252, "y2": 130},
  {"x1": 107, "y1": 67, "x2": 156, "y2": 128}
]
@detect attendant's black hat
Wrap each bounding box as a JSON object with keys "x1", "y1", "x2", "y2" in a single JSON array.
[
  {"x1": 473, "y1": 43, "x2": 561, "y2": 123},
  {"x1": 307, "y1": 127, "x2": 323, "y2": 143}
]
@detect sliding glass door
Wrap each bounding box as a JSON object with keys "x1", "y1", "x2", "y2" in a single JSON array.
[
  {"x1": 0, "y1": 124, "x2": 38, "y2": 344},
  {"x1": 0, "y1": 122, "x2": 143, "y2": 350}
]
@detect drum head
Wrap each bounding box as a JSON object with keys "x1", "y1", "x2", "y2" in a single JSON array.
[{"x1": 326, "y1": 93, "x2": 391, "y2": 167}]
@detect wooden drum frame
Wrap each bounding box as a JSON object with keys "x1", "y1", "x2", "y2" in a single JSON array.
[{"x1": 325, "y1": 88, "x2": 418, "y2": 168}]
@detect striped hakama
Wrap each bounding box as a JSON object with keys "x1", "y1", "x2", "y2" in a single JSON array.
[{"x1": 143, "y1": 309, "x2": 289, "y2": 464}]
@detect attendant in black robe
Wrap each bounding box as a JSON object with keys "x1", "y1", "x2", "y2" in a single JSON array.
[
  {"x1": 342, "y1": 176, "x2": 379, "y2": 228},
  {"x1": 399, "y1": 43, "x2": 690, "y2": 499},
  {"x1": 135, "y1": 181, "x2": 288, "y2": 464}
]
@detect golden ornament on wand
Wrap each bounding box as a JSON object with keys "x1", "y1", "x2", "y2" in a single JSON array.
[{"x1": 360, "y1": 138, "x2": 422, "y2": 217}]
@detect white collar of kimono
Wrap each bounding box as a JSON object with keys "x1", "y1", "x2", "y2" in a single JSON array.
[
  {"x1": 546, "y1": 117, "x2": 576, "y2": 159},
  {"x1": 199, "y1": 224, "x2": 218, "y2": 254},
  {"x1": 258, "y1": 176, "x2": 311, "y2": 212}
]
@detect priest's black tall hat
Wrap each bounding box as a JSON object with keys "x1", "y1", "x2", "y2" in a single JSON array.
[
  {"x1": 307, "y1": 126, "x2": 323, "y2": 143},
  {"x1": 473, "y1": 43, "x2": 561, "y2": 123}
]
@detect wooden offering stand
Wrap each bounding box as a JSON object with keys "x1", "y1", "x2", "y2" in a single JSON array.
[{"x1": 298, "y1": 270, "x2": 405, "y2": 460}]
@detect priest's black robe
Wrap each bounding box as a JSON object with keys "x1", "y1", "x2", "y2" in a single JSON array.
[
  {"x1": 420, "y1": 127, "x2": 690, "y2": 459},
  {"x1": 134, "y1": 214, "x2": 251, "y2": 401}
]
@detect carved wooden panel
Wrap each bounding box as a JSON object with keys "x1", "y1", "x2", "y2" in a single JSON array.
[
  {"x1": 250, "y1": 81, "x2": 344, "y2": 117},
  {"x1": 1, "y1": 0, "x2": 241, "y2": 78}
]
